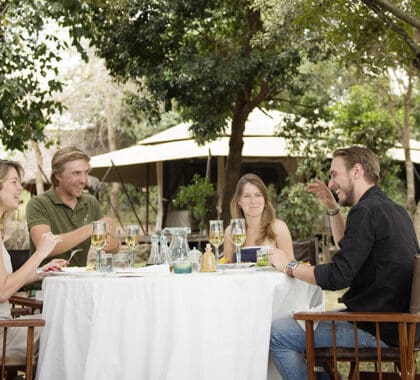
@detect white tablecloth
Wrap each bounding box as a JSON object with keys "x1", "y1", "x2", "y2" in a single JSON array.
[{"x1": 36, "y1": 269, "x2": 322, "y2": 380}]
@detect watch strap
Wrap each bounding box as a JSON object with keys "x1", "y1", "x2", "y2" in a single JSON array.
[{"x1": 286, "y1": 260, "x2": 299, "y2": 278}]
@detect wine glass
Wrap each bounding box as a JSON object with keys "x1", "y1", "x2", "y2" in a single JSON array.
[
  {"x1": 229, "y1": 218, "x2": 246, "y2": 266},
  {"x1": 126, "y1": 225, "x2": 140, "y2": 270},
  {"x1": 209, "y1": 220, "x2": 224, "y2": 264},
  {"x1": 92, "y1": 221, "x2": 107, "y2": 271}
]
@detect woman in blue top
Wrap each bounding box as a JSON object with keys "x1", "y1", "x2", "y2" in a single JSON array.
[{"x1": 223, "y1": 173, "x2": 294, "y2": 263}]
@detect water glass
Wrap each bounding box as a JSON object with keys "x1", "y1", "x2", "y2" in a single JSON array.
[
  {"x1": 98, "y1": 253, "x2": 113, "y2": 272},
  {"x1": 112, "y1": 253, "x2": 130, "y2": 271},
  {"x1": 256, "y1": 247, "x2": 270, "y2": 266}
]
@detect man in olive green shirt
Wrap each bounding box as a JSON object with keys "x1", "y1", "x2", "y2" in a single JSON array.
[{"x1": 26, "y1": 147, "x2": 120, "y2": 267}]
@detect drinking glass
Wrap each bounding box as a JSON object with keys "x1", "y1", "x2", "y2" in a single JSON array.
[
  {"x1": 92, "y1": 221, "x2": 107, "y2": 271},
  {"x1": 229, "y1": 218, "x2": 246, "y2": 265},
  {"x1": 126, "y1": 225, "x2": 140, "y2": 270},
  {"x1": 209, "y1": 220, "x2": 224, "y2": 264}
]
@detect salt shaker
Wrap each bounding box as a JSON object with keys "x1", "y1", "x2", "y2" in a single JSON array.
[{"x1": 188, "y1": 246, "x2": 202, "y2": 272}]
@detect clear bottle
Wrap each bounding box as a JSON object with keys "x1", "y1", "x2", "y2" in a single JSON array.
[
  {"x1": 147, "y1": 234, "x2": 161, "y2": 265},
  {"x1": 159, "y1": 235, "x2": 171, "y2": 264}
]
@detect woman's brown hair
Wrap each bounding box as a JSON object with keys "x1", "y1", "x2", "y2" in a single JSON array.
[{"x1": 0, "y1": 160, "x2": 24, "y2": 233}]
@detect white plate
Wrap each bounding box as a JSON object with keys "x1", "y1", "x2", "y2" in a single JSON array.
[
  {"x1": 255, "y1": 266, "x2": 277, "y2": 272},
  {"x1": 217, "y1": 263, "x2": 255, "y2": 269},
  {"x1": 38, "y1": 267, "x2": 108, "y2": 277},
  {"x1": 112, "y1": 272, "x2": 145, "y2": 277}
]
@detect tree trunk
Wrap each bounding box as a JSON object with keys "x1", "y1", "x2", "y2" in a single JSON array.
[
  {"x1": 31, "y1": 140, "x2": 44, "y2": 195},
  {"x1": 403, "y1": 63, "x2": 416, "y2": 216},
  {"x1": 105, "y1": 92, "x2": 120, "y2": 221},
  {"x1": 220, "y1": 103, "x2": 254, "y2": 226},
  {"x1": 414, "y1": 201, "x2": 420, "y2": 242}
]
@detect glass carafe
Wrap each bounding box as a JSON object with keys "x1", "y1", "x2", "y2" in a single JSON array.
[{"x1": 162, "y1": 227, "x2": 191, "y2": 263}]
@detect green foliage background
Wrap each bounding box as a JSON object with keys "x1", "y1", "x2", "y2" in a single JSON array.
[{"x1": 173, "y1": 174, "x2": 215, "y2": 232}]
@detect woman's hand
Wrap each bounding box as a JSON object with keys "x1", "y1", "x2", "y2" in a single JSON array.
[
  {"x1": 307, "y1": 179, "x2": 338, "y2": 210},
  {"x1": 37, "y1": 232, "x2": 63, "y2": 259},
  {"x1": 40, "y1": 259, "x2": 68, "y2": 272}
]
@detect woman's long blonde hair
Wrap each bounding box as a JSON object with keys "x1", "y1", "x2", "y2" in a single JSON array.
[
  {"x1": 0, "y1": 160, "x2": 24, "y2": 234},
  {"x1": 230, "y1": 173, "x2": 276, "y2": 245}
]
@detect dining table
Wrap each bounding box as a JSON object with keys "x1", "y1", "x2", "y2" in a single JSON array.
[{"x1": 35, "y1": 265, "x2": 323, "y2": 380}]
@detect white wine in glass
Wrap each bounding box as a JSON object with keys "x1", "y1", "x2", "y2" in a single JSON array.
[
  {"x1": 92, "y1": 221, "x2": 107, "y2": 271},
  {"x1": 229, "y1": 218, "x2": 246, "y2": 265},
  {"x1": 209, "y1": 220, "x2": 224, "y2": 263},
  {"x1": 126, "y1": 225, "x2": 140, "y2": 269}
]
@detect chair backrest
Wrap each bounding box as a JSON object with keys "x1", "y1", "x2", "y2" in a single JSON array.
[
  {"x1": 293, "y1": 239, "x2": 319, "y2": 266},
  {"x1": 409, "y1": 254, "x2": 420, "y2": 347},
  {"x1": 8, "y1": 249, "x2": 30, "y2": 272},
  {"x1": 409, "y1": 254, "x2": 420, "y2": 313}
]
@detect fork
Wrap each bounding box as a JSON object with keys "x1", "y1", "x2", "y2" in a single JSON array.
[{"x1": 67, "y1": 248, "x2": 82, "y2": 264}]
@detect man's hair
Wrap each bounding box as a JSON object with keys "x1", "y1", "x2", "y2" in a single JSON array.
[
  {"x1": 332, "y1": 146, "x2": 380, "y2": 185},
  {"x1": 51, "y1": 146, "x2": 90, "y2": 187}
]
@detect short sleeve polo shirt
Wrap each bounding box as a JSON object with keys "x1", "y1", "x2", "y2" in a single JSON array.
[{"x1": 26, "y1": 188, "x2": 103, "y2": 267}]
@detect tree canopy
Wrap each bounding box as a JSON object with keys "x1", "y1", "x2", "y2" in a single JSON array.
[
  {"x1": 48, "y1": 0, "x2": 336, "y2": 222},
  {"x1": 0, "y1": 1, "x2": 65, "y2": 151},
  {"x1": 259, "y1": 0, "x2": 420, "y2": 72}
]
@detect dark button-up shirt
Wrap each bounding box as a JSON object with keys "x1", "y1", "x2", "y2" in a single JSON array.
[{"x1": 314, "y1": 186, "x2": 419, "y2": 345}]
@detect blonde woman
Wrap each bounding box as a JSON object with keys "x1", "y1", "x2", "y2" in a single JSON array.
[
  {"x1": 0, "y1": 159, "x2": 63, "y2": 360},
  {"x1": 223, "y1": 173, "x2": 294, "y2": 263}
]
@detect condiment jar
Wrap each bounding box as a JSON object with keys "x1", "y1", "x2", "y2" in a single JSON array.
[{"x1": 200, "y1": 244, "x2": 216, "y2": 272}]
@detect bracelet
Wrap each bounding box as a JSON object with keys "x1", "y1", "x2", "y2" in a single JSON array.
[
  {"x1": 282, "y1": 263, "x2": 288, "y2": 274},
  {"x1": 327, "y1": 206, "x2": 340, "y2": 216}
]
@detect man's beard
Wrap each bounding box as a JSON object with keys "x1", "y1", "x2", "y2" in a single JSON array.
[{"x1": 339, "y1": 182, "x2": 355, "y2": 207}]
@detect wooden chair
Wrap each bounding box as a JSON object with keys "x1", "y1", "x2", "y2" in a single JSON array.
[
  {"x1": 0, "y1": 296, "x2": 44, "y2": 380},
  {"x1": 294, "y1": 254, "x2": 420, "y2": 380},
  {"x1": 10, "y1": 296, "x2": 43, "y2": 318},
  {"x1": 293, "y1": 239, "x2": 320, "y2": 266}
]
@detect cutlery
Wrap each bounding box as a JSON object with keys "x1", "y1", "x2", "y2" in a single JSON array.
[{"x1": 67, "y1": 248, "x2": 82, "y2": 264}]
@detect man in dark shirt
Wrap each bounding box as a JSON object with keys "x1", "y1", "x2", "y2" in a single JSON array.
[{"x1": 269, "y1": 146, "x2": 419, "y2": 380}]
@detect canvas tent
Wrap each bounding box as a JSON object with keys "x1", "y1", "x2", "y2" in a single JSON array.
[
  {"x1": 90, "y1": 108, "x2": 420, "y2": 231},
  {"x1": 89, "y1": 108, "x2": 295, "y2": 187}
]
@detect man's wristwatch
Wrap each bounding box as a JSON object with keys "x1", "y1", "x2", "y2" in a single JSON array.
[{"x1": 285, "y1": 260, "x2": 299, "y2": 278}]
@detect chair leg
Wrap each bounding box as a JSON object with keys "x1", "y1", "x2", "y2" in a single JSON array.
[
  {"x1": 348, "y1": 362, "x2": 356, "y2": 380},
  {"x1": 322, "y1": 361, "x2": 342, "y2": 380},
  {"x1": 5, "y1": 368, "x2": 17, "y2": 380}
]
